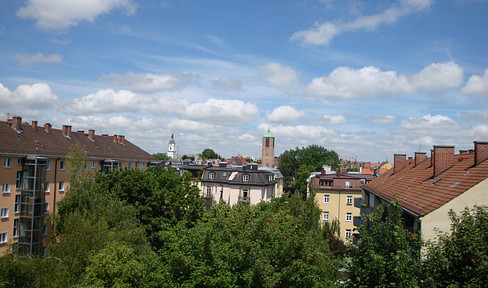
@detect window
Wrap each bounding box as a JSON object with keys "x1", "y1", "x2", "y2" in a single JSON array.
[
  {"x1": 320, "y1": 179, "x2": 332, "y2": 187},
  {"x1": 2, "y1": 183, "x2": 10, "y2": 194},
  {"x1": 345, "y1": 181, "x2": 350, "y2": 187},
  {"x1": 209, "y1": 173, "x2": 215, "y2": 180},
  {"x1": 268, "y1": 175, "x2": 274, "y2": 181},
  {"x1": 16, "y1": 171, "x2": 22, "y2": 190},
  {"x1": 206, "y1": 186, "x2": 212, "y2": 197},
  {"x1": 323, "y1": 195, "x2": 330, "y2": 204},
  {"x1": 345, "y1": 229, "x2": 352, "y2": 238},
  {"x1": 3, "y1": 158, "x2": 12, "y2": 168},
  {"x1": 59, "y1": 181, "x2": 65, "y2": 192},
  {"x1": 346, "y1": 196, "x2": 353, "y2": 205},
  {"x1": 0, "y1": 232, "x2": 7, "y2": 244},
  {"x1": 84, "y1": 162, "x2": 88, "y2": 171},
  {"x1": 323, "y1": 211, "x2": 329, "y2": 221},
  {"x1": 43, "y1": 224, "x2": 48, "y2": 236},
  {"x1": 44, "y1": 203, "x2": 49, "y2": 215},
  {"x1": 136, "y1": 162, "x2": 140, "y2": 169},
  {"x1": 0, "y1": 208, "x2": 8, "y2": 219},
  {"x1": 13, "y1": 219, "x2": 19, "y2": 238},
  {"x1": 45, "y1": 181, "x2": 50, "y2": 193},
  {"x1": 127, "y1": 162, "x2": 132, "y2": 169},
  {"x1": 242, "y1": 189, "x2": 249, "y2": 198},
  {"x1": 360, "y1": 179, "x2": 365, "y2": 184},
  {"x1": 41, "y1": 247, "x2": 47, "y2": 257},
  {"x1": 91, "y1": 161, "x2": 96, "y2": 169},
  {"x1": 17, "y1": 158, "x2": 22, "y2": 166},
  {"x1": 59, "y1": 160, "x2": 65, "y2": 171},
  {"x1": 222, "y1": 172, "x2": 227, "y2": 177},
  {"x1": 46, "y1": 159, "x2": 51, "y2": 171},
  {"x1": 14, "y1": 195, "x2": 20, "y2": 214},
  {"x1": 242, "y1": 174, "x2": 249, "y2": 182},
  {"x1": 141, "y1": 163, "x2": 145, "y2": 169},
  {"x1": 346, "y1": 212, "x2": 352, "y2": 222}
]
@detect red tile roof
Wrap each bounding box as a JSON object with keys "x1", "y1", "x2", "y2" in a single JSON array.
[
  {"x1": 0, "y1": 120, "x2": 156, "y2": 161},
  {"x1": 363, "y1": 152, "x2": 488, "y2": 216}
]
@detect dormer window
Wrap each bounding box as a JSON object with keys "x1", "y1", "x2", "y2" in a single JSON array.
[
  {"x1": 268, "y1": 175, "x2": 274, "y2": 181},
  {"x1": 209, "y1": 172, "x2": 215, "y2": 180},
  {"x1": 242, "y1": 174, "x2": 249, "y2": 181}
]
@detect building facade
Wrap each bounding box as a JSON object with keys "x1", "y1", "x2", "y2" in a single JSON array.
[
  {"x1": 362, "y1": 142, "x2": 488, "y2": 242},
  {"x1": 0, "y1": 116, "x2": 157, "y2": 255},
  {"x1": 261, "y1": 129, "x2": 275, "y2": 168},
  {"x1": 311, "y1": 168, "x2": 375, "y2": 241},
  {"x1": 201, "y1": 164, "x2": 277, "y2": 206}
]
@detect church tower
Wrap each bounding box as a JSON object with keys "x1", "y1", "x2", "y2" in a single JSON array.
[
  {"x1": 167, "y1": 133, "x2": 175, "y2": 158},
  {"x1": 262, "y1": 129, "x2": 275, "y2": 168}
]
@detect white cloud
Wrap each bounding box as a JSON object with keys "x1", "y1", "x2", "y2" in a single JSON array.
[
  {"x1": 258, "y1": 124, "x2": 334, "y2": 140},
  {"x1": 411, "y1": 61, "x2": 464, "y2": 92},
  {"x1": 14, "y1": 53, "x2": 62, "y2": 65},
  {"x1": 462, "y1": 68, "x2": 488, "y2": 97},
  {"x1": 211, "y1": 77, "x2": 243, "y2": 92},
  {"x1": 266, "y1": 106, "x2": 305, "y2": 123},
  {"x1": 182, "y1": 98, "x2": 259, "y2": 126},
  {"x1": 259, "y1": 62, "x2": 300, "y2": 89},
  {"x1": 307, "y1": 66, "x2": 412, "y2": 99},
  {"x1": 365, "y1": 115, "x2": 396, "y2": 124},
  {"x1": 100, "y1": 72, "x2": 182, "y2": 93},
  {"x1": 17, "y1": 0, "x2": 137, "y2": 29},
  {"x1": 321, "y1": 114, "x2": 346, "y2": 125},
  {"x1": 397, "y1": 114, "x2": 461, "y2": 137},
  {"x1": 165, "y1": 119, "x2": 223, "y2": 134},
  {"x1": 461, "y1": 110, "x2": 488, "y2": 122},
  {"x1": 290, "y1": 0, "x2": 433, "y2": 46},
  {"x1": 67, "y1": 89, "x2": 138, "y2": 114},
  {"x1": 0, "y1": 83, "x2": 58, "y2": 110}
]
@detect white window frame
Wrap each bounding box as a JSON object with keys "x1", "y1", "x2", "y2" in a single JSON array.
[
  {"x1": 44, "y1": 203, "x2": 49, "y2": 215},
  {"x1": 323, "y1": 211, "x2": 329, "y2": 221},
  {"x1": 59, "y1": 160, "x2": 65, "y2": 171},
  {"x1": 13, "y1": 218, "x2": 19, "y2": 238},
  {"x1": 346, "y1": 212, "x2": 352, "y2": 222},
  {"x1": 2, "y1": 183, "x2": 10, "y2": 194},
  {"x1": 45, "y1": 181, "x2": 50, "y2": 193},
  {"x1": 345, "y1": 229, "x2": 352, "y2": 238},
  {"x1": 59, "y1": 181, "x2": 65, "y2": 192},
  {"x1": 0, "y1": 208, "x2": 9, "y2": 219},
  {"x1": 46, "y1": 159, "x2": 51, "y2": 171},
  {"x1": 3, "y1": 158, "x2": 12, "y2": 168},
  {"x1": 206, "y1": 186, "x2": 212, "y2": 197},
  {"x1": 346, "y1": 196, "x2": 353, "y2": 205},
  {"x1": 208, "y1": 173, "x2": 215, "y2": 180},
  {"x1": 241, "y1": 189, "x2": 249, "y2": 198},
  {"x1": 242, "y1": 174, "x2": 249, "y2": 182},
  {"x1": 17, "y1": 158, "x2": 22, "y2": 166},
  {"x1": 323, "y1": 195, "x2": 330, "y2": 204},
  {"x1": 0, "y1": 232, "x2": 7, "y2": 244},
  {"x1": 14, "y1": 194, "x2": 21, "y2": 214},
  {"x1": 141, "y1": 162, "x2": 145, "y2": 169},
  {"x1": 16, "y1": 171, "x2": 22, "y2": 190},
  {"x1": 43, "y1": 224, "x2": 48, "y2": 236},
  {"x1": 127, "y1": 162, "x2": 132, "y2": 169},
  {"x1": 84, "y1": 161, "x2": 88, "y2": 171},
  {"x1": 345, "y1": 181, "x2": 350, "y2": 187},
  {"x1": 91, "y1": 161, "x2": 96, "y2": 169}
]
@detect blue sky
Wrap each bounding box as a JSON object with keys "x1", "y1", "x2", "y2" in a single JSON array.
[{"x1": 2, "y1": 0, "x2": 488, "y2": 162}]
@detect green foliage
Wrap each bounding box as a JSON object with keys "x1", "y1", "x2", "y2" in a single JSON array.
[
  {"x1": 153, "y1": 152, "x2": 171, "y2": 160},
  {"x1": 278, "y1": 145, "x2": 339, "y2": 194},
  {"x1": 182, "y1": 154, "x2": 195, "y2": 161},
  {"x1": 422, "y1": 206, "x2": 488, "y2": 288},
  {"x1": 66, "y1": 143, "x2": 89, "y2": 192},
  {"x1": 200, "y1": 148, "x2": 222, "y2": 160},
  {"x1": 159, "y1": 195, "x2": 339, "y2": 287},
  {"x1": 348, "y1": 202, "x2": 423, "y2": 287}
]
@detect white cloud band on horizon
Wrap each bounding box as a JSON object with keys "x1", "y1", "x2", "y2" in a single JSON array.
[
  {"x1": 14, "y1": 53, "x2": 63, "y2": 65},
  {"x1": 266, "y1": 105, "x2": 305, "y2": 123},
  {"x1": 100, "y1": 72, "x2": 182, "y2": 93}
]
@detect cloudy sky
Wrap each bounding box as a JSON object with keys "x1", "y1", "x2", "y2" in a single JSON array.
[{"x1": 2, "y1": 0, "x2": 488, "y2": 162}]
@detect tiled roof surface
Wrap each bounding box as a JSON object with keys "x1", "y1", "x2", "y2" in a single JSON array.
[
  {"x1": 362, "y1": 153, "x2": 488, "y2": 216},
  {"x1": 0, "y1": 120, "x2": 156, "y2": 161}
]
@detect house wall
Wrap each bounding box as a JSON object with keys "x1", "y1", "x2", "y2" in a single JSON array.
[
  {"x1": 421, "y1": 177, "x2": 488, "y2": 242},
  {"x1": 202, "y1": 183, "x2": 275, "y2": 207}
]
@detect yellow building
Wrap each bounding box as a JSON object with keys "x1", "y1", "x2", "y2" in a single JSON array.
[
  {"x1": 311, "y1": 168, "x2": 375, "y2": 241},
  {"x1": 0, "y1": 116, "x2": 157, "y2": 255}
]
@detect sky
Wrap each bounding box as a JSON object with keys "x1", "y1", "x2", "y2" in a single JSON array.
[{"x1": 2, "y1": 0, "x2": 488, "y2": 162}]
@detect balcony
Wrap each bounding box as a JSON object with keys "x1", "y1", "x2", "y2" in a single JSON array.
[{"x1": 238, "y1": 196, "x2": 250, "y2": 203}]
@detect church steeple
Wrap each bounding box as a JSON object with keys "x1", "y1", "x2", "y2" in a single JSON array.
[
  {"x1": 167, "y1": 133, "x2": 176, "y2": 158},
  {"x1": 262, "y1": 129, "x2": 275, "y2": 168}
]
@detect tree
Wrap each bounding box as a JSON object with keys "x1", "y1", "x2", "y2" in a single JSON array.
[
  {"x1": 182, "y1": 154, "x2": 195, "y2": 161},
  {"x1": 278, "y1": 145, "x2": 340, "y2": 194},
  {"x1": 422, "y1": 206, "x2": 488, "y2": 287},
  {"x1": 348, "y1": 201, "x2": 423, "y2": 287},
  {"x1": 200, "y1": 148, "x2": 222, "y2": 160},
  {"x1": 153, "y1": 153, "x2": 170, "y2": 161}
]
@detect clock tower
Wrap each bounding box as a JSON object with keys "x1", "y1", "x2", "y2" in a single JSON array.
[
  {"x1": 167, "y1": 133, "x2": 175, "y2": 158},
  {"x1": 262, "y1": 129, "x2": 275, "y2": 168}
]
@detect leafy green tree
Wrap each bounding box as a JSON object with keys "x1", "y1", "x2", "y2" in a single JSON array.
[
  {"x1": 153, "y1": 152, "x2": 171, "y2": 160},
  {"x1": 349, "y1": 201, "x2": 423, "y2": 287},
  {"x1": 182, "y1": 154, "x2": 195, "y2": 161},
  {"x1": 278, "y1": 145, "x2": 339, "y2": 194},
  {"x1": 200, "y1": 148, "x2": 222, "y2": 160},
  {"x1": 422, "y1": 206, "x2": 488, "y2": 288}
]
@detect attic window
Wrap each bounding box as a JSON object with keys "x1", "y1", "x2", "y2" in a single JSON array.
[{"x1": 450, "y1": 181, "x2": 461, "y2": 188}]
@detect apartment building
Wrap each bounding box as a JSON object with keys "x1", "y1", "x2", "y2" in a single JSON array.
[{"x1": 0, "y1": 116, "x2": 157, "y2": 255}]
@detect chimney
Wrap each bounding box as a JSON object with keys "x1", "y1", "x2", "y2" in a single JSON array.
[
  {"x1": 433, "y1": 145, "x2": 454, "y2": 177},
  {"x1": 415, "y1": 152, "x2": 426, "y2": 166},
  {"x1": 62, "y1": 125, "x2": 72, "y2": 138},
  {"x1": 77, "y1": 130, "x2": 84, "y2": 134},
  {"x1": 394, "y1": 154, "x2": 406, "y2": 173},
  {"x1": 12, "y1": 116, "x2": 22, "y2": 130},
  {"x1": 31, "y1": 121, "x2": 38, "y2": 129},
  {"x1": 474, "y1": 141, "x2": 488, "y2": 166},
  {"x1": 113, "y1": 135, "x2": 118, "y2": 142},
  {"x1": 118, "y1": 135, "x2": 125, "y2": 144},
  {"x1": 44, "y1": 123, "x2": 52, "y2": 132},
  {"x1": 88, "y1": 129, "x2": 95, "y2": 141}
]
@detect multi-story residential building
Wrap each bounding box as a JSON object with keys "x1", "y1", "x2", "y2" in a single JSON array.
[
  {"x1": 310, "y1": 167, "x2": 375, "y2": 241},
  {"x1": 0, "y1": 116, "x2": 157, "y2": 255},
  {"x1": 201, "y1": 163, "x2": 277, "y2": 206},
  {"x1": 362, "y1": 142, "x2": 488, "y2": 242}
]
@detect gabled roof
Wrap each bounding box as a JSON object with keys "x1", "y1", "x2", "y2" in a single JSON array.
[
  {"x1": 0, "y1": 120, "x2": 156, "y2": 161},
  {"x1": 363, "y1": 152, "x2": 488, "y2": 216}
]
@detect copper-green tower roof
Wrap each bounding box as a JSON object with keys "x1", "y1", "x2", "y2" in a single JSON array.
[{"x1": 263, "y1": 129, "x2": 274, "y2": 138}]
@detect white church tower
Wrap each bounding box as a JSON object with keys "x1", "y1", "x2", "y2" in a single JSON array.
[{"x1": 167, "y1": 133, "x2": 176, "y2": 158}]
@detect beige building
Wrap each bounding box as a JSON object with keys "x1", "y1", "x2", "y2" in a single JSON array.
[
  {"x1": 311, "y1": 168, "x2": 375, "y2": 241},
  {"x1": 0, "y1": 116, "x2": 157, "y2": 255},
  {"x1": 362, "y1": 142, "x2": 488, "y2": 242}
]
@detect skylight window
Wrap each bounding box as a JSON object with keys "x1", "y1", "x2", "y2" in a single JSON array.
[{"x1": 450, "y1": 181, "x2": 461, "y2": 188}]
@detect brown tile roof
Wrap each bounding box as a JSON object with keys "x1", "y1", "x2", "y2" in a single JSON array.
[
  {"x1": 362, "y1": 152, "x2": 488, "y2": 216},
  {"x1": 0, "y1": 120, "x2": 156, "y2": 161}
]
